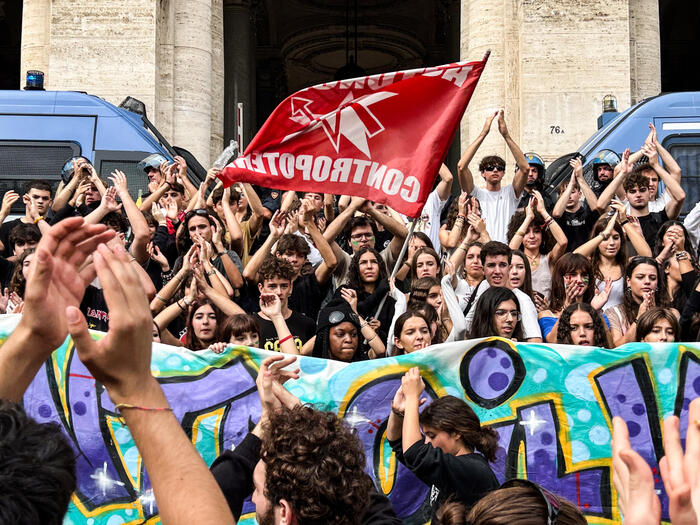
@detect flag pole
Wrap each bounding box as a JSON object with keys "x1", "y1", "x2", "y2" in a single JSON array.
[{"x1": 373, "y1": 217, "x2": 418, "y2": 319}]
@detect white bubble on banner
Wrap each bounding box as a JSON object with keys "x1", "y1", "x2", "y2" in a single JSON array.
[
  {"x1": 658, "y1": 368, "x2": 673, "y2": 385},
  {"x1": 532, "y1": 368, "x2": 548, "y2": 383},
  {"x1": 589, "y1": 425, "x2": 611, "y2": 446},
  {"x1": 571, "y1": 440, "x2": 591, "y2": 462}
]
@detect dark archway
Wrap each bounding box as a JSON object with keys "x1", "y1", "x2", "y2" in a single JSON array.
[
  {"x1": 659, "y1": 0, "x2": 700, "y2": 92},
  {"x1": 0, "y1": 0, "x2": 22, "y2": 89},
  {"x1": 251, "y1": 0, "x2": 460, "y2": 131}
]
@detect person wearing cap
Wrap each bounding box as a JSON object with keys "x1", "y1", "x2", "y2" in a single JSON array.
[
  {"x1": 516, "y1": 153, "x2": 554, "y2": 212},
  {"x1": 309, "y1": 289, "x2": 386, "y2": 361}
]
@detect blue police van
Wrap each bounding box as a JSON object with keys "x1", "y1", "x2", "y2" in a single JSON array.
[
  {"x1": 0, "y1": 88, "x2": 204, "y2": 211},
  {"x1": 544, "y1": 91, "x2": 700, "y2": 214}
]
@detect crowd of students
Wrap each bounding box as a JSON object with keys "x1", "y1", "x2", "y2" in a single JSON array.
[{"x1": 0, "y1": 109, "x2": 698, "y2": 524}]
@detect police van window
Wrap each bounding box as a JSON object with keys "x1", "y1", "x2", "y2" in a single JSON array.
[
  {"x1": 667, "y1": 142, "x2": 700, "y2": 216},
  {"x1": 100, "y1": 160, "x2": 149, "y2": 200}
]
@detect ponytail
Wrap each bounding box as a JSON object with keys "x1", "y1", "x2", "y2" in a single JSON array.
[{"x1": 477, "y1": 426, "x2": 499, "y2": 462}]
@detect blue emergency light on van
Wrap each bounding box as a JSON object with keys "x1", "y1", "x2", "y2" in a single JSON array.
[{"x1": 0, "y1": 90, "x2": 203, "y2": 210}]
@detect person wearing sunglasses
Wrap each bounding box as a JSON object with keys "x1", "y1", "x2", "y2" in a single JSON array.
[
  {"x1": 468, "y1": 286, "x2": 524, "y2": 341},
  {"x1": 452, "y1": 110, "x2": 530, "y2": 243},
  {"x1": 435, "y1": 478, "x2": 587, "y2": 525}
]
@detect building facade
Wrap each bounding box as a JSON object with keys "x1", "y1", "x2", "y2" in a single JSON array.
[{"x1": 19, "y1": 0, "x2": 663, "y2": 171}]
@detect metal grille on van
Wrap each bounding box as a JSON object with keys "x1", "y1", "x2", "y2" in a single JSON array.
[
  {"x1": 0, "y1": 141, "x2": 78, "y2": 180},
  {"x1": 0, "y1": 141, "x2": 76, "y2": 213}
]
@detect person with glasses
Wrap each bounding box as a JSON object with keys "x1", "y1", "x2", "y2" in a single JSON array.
[
  {"x1": 468, "y1": 286, "x2": 524, "y2": 341},
  {"x1": 309, "y1": 293, "x2": 385, "y2": 361},
  {"x1": 464, "y1": 242, "x2": 542, "y2": 342},
  {"x1": 323, "y1": 196, "x2": 408, "y2": 288},
  {"x1": 453, "y1": 110, "x2": 530, "y2": 243},
  {"x1": 387, "y1": 367, "x2": 499, "y2": 523}
]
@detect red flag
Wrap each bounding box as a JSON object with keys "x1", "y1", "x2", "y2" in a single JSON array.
[{"x1": 220, "y1": 58, "x2": 487, "y2": 217}]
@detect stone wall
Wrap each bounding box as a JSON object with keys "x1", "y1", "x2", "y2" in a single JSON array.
[{"x1": 460, "y1": 0, "x2": 660, "y2": 184}]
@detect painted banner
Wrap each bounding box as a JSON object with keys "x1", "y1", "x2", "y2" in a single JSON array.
[
  {"x1": 6, "y1": 314, "x2": 698, "y2": 524},
  {"x1": 219, "y1": 59, "x2": 487, "y2": 217}
]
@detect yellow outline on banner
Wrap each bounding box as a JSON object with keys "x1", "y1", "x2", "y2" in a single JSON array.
[
  {"x1": 70, "y1": 492, "x2": 144, "y2": 522},
  {"x1": 587, "y1": 352, "x2": 665, "y2": 525},
  {"x1": 105, "y1": 415, "x2": 143, "y2": 489},
  {"x1": 377, "y1": 426, "x2": 398, "y2": 495},
  {"x1": 336, "y1": 362, "x2": 449, "y2": 417},
  {"x1": 481, "y1": 392, "x2": 617, "y2": 525},
  {"x1": 52, "y1": 342, "x2": 74, "y2": 430},
  {"x1": 191, "y1": 406, "x2": 227, "y2": 451}
]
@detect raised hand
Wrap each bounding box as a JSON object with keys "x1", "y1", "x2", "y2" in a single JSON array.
[
  {"x1": 481, "y1": 110, "x2": 498, "y2": 136},
  {"x1": 340, "y1": 287, "x2": 358, "y2": 313},
  {"x1": 497, "y1": 109, "x2": 509, "y2": 137},
  {"x1": 101, "y1": 187, "x2": 123, "y2": 213},
  {"x1": 641, "y1": 143, "x2": 659, "y2": 166},
  {"x1": 569, "y1": 157, "x2": 583, "y2": 180},
  {"x1": 22, "y1": 218, "x2": 115, "y2": 351},
  {"x1": 269, "y1": 209, "x2": 287, "y2": 237},
  {"x1": 1, "y1": 191, "x2": 19, "y2": 216},
  {"x1": 259, "y1": 293, "x2": 283, "y2": 319},
  {"x1": 151, "y1": 202, "x2": 165, "y2": 223},
  {"x1": 532, "y1": 190, "x2": 546, "y2": 214},
  {"x1": 612, "y1": 416, "x2": 661, "y2": 525},
  {"x1": 108, "y1": 169, "x2": 130, "y2": 197},
  {"x1": 67, "y1": 243, "x2": 154, "y2": 404},
  {"x1": 256, "y1": 355, "x2": 301, "y2": 415},
  {"x1": 591, "y1": 277, "x2": 613, "y2": 311},
  {"x1": 401, "y1": 367, "x2": 425, "y2": 399}
]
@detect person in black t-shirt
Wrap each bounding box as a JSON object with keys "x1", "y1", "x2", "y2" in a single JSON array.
[
  {"x1": 597, "y1": 146, "x2": 685, "y2": 250},
  {"x1": 0, "y1": 181, "x2": 52, "y2": 256},
  {"x1": 253, "y1": 256, "x2": 315, "y2": 353},
  {"x1": 552, "y1": 157, "x2": 600, "y2": 252},
  {"x1": 243, "y1": 198, "x2": 337, "y2": 319},
  {"x1": 387, "y1": 368, "x2": 499, "y2": 523}
]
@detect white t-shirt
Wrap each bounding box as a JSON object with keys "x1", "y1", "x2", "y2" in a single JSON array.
[
  {"x1": 404, "y1": 188, "x2": 448, "y2": 251},
  {"x1": 464, "y1": 280, "x2": 542, "y2": 340},
  {"x1": 471, "y1": 185, "x2": 519, "y2": 243}
]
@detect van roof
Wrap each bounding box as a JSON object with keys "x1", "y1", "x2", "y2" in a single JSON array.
[{"x1": 0, "y1": 90, "x2": 144, "y2": 123}]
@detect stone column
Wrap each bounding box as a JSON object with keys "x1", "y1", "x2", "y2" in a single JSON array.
[
  {"x1": 223, "y1": 0, "x2": 255, "y2": 148},
  {"x1": 172, "y1": 0, "x2": 212, "y2": 166},
  {"x1": 460, "y1": 0, "x2": 509, "y2": 171},
  {"x1": 211, "y1": 0, "x2": 225, "y2": 161},
  {"x1": 20, "y1": 0, "x2": 51, "y2": 87},
  {"x1": 629, "y1": 0, "x2": 661, "y2": 103}
]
